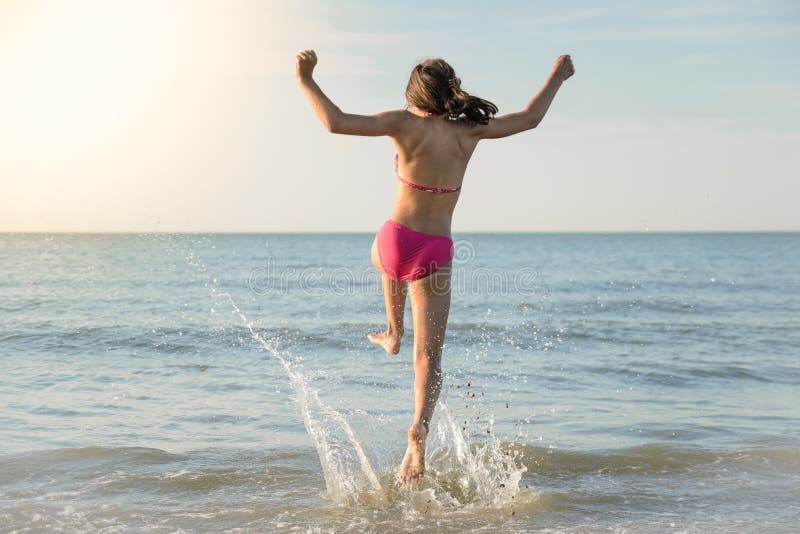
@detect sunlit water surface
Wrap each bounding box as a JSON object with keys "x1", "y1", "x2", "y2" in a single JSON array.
[{"x1": 1, "y1": 233, "x2": 799, "y2": 532}]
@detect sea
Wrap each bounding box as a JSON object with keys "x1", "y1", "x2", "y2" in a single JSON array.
[{"x1": 1, "y1": 232, "x2": 798, "y2": 533}]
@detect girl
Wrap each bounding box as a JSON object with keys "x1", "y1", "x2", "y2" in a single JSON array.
[{"x1": 295, "y1": 50, "x2": 574, "y2": 485}]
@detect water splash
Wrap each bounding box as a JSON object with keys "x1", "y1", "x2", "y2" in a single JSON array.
[
  {"x1": 174, "y1": 237, "x2": 382, "y2": 505},
  {"x1": 423, "y1": 401, "x2": 527, "y2": 508},
  {"x1": 173, "y1": 236, "x2": 527, "y2": 509},
  {"x1": 213, "y1": 288, "x2": 383, "y2": 504}
]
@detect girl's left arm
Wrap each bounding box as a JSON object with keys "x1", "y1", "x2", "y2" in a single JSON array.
[{"x1": 296, "y1": 49, "x2": 407, "y2": 137}]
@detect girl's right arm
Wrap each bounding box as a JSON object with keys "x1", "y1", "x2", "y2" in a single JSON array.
[{"x1": 472, "y1": 55, "x2": 574, "y2": 140}]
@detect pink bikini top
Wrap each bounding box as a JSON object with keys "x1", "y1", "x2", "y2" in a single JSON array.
[
  {"x1": 393, "y1": 110, "x2": 462, "y2": 194},
  {"x1": 394, "y1": 153, "x2": 462, "y2": 194}
]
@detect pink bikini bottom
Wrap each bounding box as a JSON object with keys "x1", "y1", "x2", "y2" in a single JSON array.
[{"x1": 376, "y1": 219, "x2": 454, "y2": 282}]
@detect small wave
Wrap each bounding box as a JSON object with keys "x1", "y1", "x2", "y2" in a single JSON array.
[
  {"x1": 686, "y1": 365, "x2": 772, "y2": 382},
  {"x1": 174, "y1": 413, "x2": 260, "y2": 424},
  {"x1": 165, "y1": 363, "x2": 214, "y2": 372},
  {"x1": 1, "y1": 446, "x2": 182, "y2": 466},
  {"x1": 3, "y1": 324, "x2": 336, "y2": 356},
  {"x1": 578, "y1": 362, "x2": 778, "y2": 387},
  {"x1": 28, "y1": 406, "x2": 87, "y2": 417},
  {"x1": 0, "y1": 446, "x2": 183, "y2": 486},
  {"x1": 447, "y1": 323, "x2": 510, "y2": 333},
  {"x1": 515, "y1": 443, "x2": 800, "y2": 477},
  {"x1": 99, "y1": 467, "x2": 269, "y2": 494}
]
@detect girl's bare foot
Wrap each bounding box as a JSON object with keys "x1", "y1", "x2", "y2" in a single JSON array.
[
  {"x1": 368, "y1": 330, "x2": 402, "y2": 355},
  {"x1": 399, "y1": 422, "x2": 428, "y2": 485}
]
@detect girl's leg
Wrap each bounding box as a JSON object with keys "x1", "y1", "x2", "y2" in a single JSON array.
[
  {"x1": 399, "y1": 262, "x2": 452, "y2": 485},
  {"x1": 368, "y1": 237, "x2": 406, "y2": 354}
]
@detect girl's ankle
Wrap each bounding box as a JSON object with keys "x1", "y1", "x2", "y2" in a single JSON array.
[{"x1": 409, "y1": 420, "x2": 429, "y2": 435}]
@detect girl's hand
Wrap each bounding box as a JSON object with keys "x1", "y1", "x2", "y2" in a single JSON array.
[
  {"x1": 551, "y1": 54, "x2": 575, "y2": 82},
  {"x1": 295, "y1": 49, "x2": 318, "y2": 80}
]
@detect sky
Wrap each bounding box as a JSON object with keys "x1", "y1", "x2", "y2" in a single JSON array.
[{"x1": 1, "y1": 0, "x2": 798, "y2": 232}]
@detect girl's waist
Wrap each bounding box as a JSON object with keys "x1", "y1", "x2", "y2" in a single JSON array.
[{"x1": 389, "y1": 205, "x2": 454, "y2": 237}]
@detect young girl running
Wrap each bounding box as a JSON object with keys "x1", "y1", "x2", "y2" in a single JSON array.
[{"x1": 296, "y1": 50, "x2": 574, "y2": 485}]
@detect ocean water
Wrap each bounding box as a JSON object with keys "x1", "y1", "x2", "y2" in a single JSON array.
[{"x1": 1, "y1": 232, "x2": 799, "y2": 533}]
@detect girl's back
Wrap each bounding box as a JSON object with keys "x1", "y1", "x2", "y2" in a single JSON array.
[{"x1": 389, "y1": 109, "x2": 480, "y2": 235}]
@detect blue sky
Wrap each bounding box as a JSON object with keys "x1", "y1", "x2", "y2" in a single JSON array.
[
  {"x1": 1, "y1": 0, "x2": 798, "y2": 231},
  {"x1": 315, "y1": 0, "x2": 799, "y2": 126}
]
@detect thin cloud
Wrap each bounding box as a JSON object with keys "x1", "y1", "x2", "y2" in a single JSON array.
[
  {"x1": 569, "y1": 21, "x2": 800, "y2": 42},
  {"x1": 754, "y1": 83, "x2": 800, "y2": 109},
  {"x1": 511, "y1": 8, "x2": 603, "y2": 28},
  {"x1": 659, "y1": 2, "x2": 795, "y2": 18},
  {"x1": 317, "y1": 30, "x2": 443, "y2": 46}
]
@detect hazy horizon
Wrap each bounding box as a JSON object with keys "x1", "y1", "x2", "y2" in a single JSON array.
[
  {"x1": 2, "y1": 230, "x2": 798, "y2": 236},
  {"x1": 2, "y1": 0, "x2": 798, "y2": 232}
]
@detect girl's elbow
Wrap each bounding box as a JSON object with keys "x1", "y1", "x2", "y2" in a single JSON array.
[
  {"x1": 325, "y1": 114, "x2": 344, "y2": 133},
  {"x1": 519, "y1": 110, "x2": 540, "y2": 131},
  {"x1": 324, "y1": 108, "x2": 347, "y2": 133}
]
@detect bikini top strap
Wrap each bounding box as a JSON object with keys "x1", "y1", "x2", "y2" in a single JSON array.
[{"x1": 394, "y1": 153, "x2": 462, "y2": 194}]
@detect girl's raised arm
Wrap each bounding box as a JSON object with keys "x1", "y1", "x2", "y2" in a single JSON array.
[
  {"x1": 471, "y1": 54, "x2": 574, "y2": 140},
  {"x1": 295, "y1": 49, "x2": 408, "y2": 137}
]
